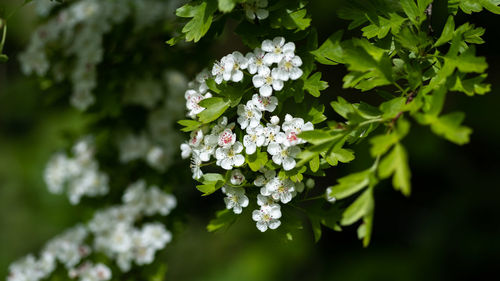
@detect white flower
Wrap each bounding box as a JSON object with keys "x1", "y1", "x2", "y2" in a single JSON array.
[
  {"x1": 230, "y1": 169, "x2": 245, "y2": 185},
  {"x1": 270, "y1": 115, "x2": 280, "y2": 125},
  {"x1": 251, "y1": 93, "x2": 278, "y2": 112},
  {"x1": 215, "y1": 142, "x2": 245, "y2": 170},
  {"x1": 254, "y1": 169, "x2": 276, "y2": 187},
  {"x1": 267, "y1": 143, "x2": 301, "y2": 171},
  {"x1": 243, "y1": 125, "x2": 266, "y2": 154},
  {"x1": 198, "y1": 134, "x2": 218, "y2": 162},
  {"x1": 140, "y1": 223, "x2": 172, "y2": 250},
  {"x1": 222, "y1": 186, "x2": 249, "y2": 214},
  {"x1": 211, "y1": 60, "x2": 227, "y2": 84},
  {"x1": 263, "y1": 123, "x2": 286, "y2": 146},
  {"x1": 189, "y1": 129, "x2": 204, "y2": 147},
  {"x1": 261, "y1": 37, "x2": 295, "y2": 64},
  {"x1": 185, "y1": 90, "x2": 212, "y2": 118},
  {"x1": 252, "y1": 66, "x2": 283, "y2": 97},
  {"x1": 246, "y1": 48, "x2": 269, "y2": 74},
  {"x1": 180, "y1": 142, "x2": 192, "y2": 159},
  {"x1": 282, "y1": 114, "x2": 314, "y2": 146},
  {"x1": 190, "y1": 153, "x2": 203, "y2": 180},
  {"x1": 252, "y1": 204, "x2": 281, "y2": 232},
  {"x1": 276, "y1": 55, "x2": 303, "y2": 81},
  {"x1": 257, "y1": 194, "x2": 275, "y2": 208},
  {"x1": 261, "y1": 177, "x2": 295, "y2": 203},
  {"x1": 237, "y1": 100, "x2": 262, "y2": 130},
  {"x1": 217, "y1": 128, "x2": 236, "y2": 148},
  {"x1": 243, "y1": 0, "x2": 269, "y2": 20},
  {"x1": 211, "y1": 116, "x2": 235, "y2": 135},
  {"x1": 146, "y1": 146, "x2": 168, "y2": 171},
  {"x1": 222, "y1": 51, "x2": 248, "y2": 82}
]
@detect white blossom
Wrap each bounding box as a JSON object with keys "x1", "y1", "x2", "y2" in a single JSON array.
[
  {"x1": 261, "y1": 37, "x2": 295, "y2": 65},
  {"x1": 185, "y1": 90, "x2": 212, "y2": 118},
  {"x1": 215, "y1": 142, "x2": 245, "y2": 170},
  {"x1": 217, "y1": 128, "x2": 236, "y2": 148},
  {"x1": 243, "y1": 125, "x2": 266, "y2": 155},
  {"x1": 198, "y1": 134, "x2": 218, "y2": 162},
  {"x1": 230, "y1": 169, "x2": 245, "y2": 185},
  {"x1": 237, "y1": 100, "x2": 262, "y2": 130},
  {"x1": 246, "y1": 48, "x2": 269, "y2": 74},
  {"x1": 282, "y1": 114, "x2": 314, "y2": 146},
  {"x1": 44, "y1": 136, "x2": 109, "y2": 204},
  {"x1": 263, "y1": 123, "x2": 286, "y2": 146},
  {"x1": 222, "y1": 51, "x2": 248, "y2": 82},
  {"x1": 252, "y1": 66, "x2": 284, "y2": 97},
  {"x1": 276, "y1": 55, "x2": 303, "y2": 81},
  {"x1": 190, "y1": 153, "x2": 203, "y2": 180},
  {"x1": 252, "y1": 204, "x2": 282, "y2": 232},
  {"x1": 267, "y1": 143, "x2": 301, "y2": 171},
  {"x1": 251, "y1": 93, "x2": 278, "y2": 112},
  {"x1": 180, "y1": 142, "x2": 192, "y2": 159},
  {"x1": 222, "y1": 186, "x2": 249, "y2": 214},
  {"x1": 254, "y1": 169, "x2": 276, "y2": 187},
  {"x1": 261, "y1": 177, "x2": 295, "y2": 203}
]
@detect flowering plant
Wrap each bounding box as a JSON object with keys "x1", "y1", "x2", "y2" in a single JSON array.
[{"x1": 4, "y1": 0, "x2": 500, "y2": 280}]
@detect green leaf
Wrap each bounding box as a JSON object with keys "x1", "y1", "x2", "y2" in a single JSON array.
[
  {"x1": 176, "y1": 0, "x2": 218, "y2": 42},
  {"x1": 246, "y1": 149, "x2": 268, "y2": 172},
  {"x1": 310, "y1": 30, "x2": 344, "y2": 65},
  {"x1": 449, "y1": 73, "x2": 491, "y2": 96},
  {"x1": 358, "y1": 212, "x2": 373, "y2": 247},
  {"x1": 434, "y1": 16, "x2": 455, "y2": 47},
  {"x1": 361, "y1": 13, "x2": 406, "y2": 39},
  {"x1": 271, "y1": 8, "x2": 312, "y2": 30},
  {"x1": 400, "y1": 0, "x2": 423, "y2": 26},
  {"x1": 327, "y1": 148, "x2": 355, "y2": 166},
  {"x1": 454, "y1": 46, "x2": 488, "y2": 73},
  {"x1": 197, "y1": 173, "x2": 226, "y2": 195},
  {"x1": 178, "y1": 119, "x2": 202, "y2": 132},
  {"x1": 378, "y1": 143, "x2": 411, "y2": 196},
  {"x1": 303, "y1": 72, "x2": 328, "y2": 97},
  {"x1": 379, "y1": 97, "x2": 406, "y2": 119},
  {"x1": 197, "y1": 97, "x2": 230, "y2": 123},
  {"x1": 207, "y1": 209, "x2": 237, "y2": 232},
  {"x1": 309, "y1": 154, "x2": 320, "y2": 173},
  {"x1": 453, "y1": 0, "x2": 500, "y2": 14},
  {"x1": 370, "y1": 134, "x2": 398, "y2": 157},
  {"x1": 430, "y1": 112, "x2": 472, "y2": 145},
  {"x1": 342, "y1": 39, "x2": 394, "y2": 91},
  {"x1": 298, "y1": 130, "x2": 337, "y2": 144},
  {"x1": 341, "y1": 187, "x2": 374, "y2": 226},
  {"x1": 0, "y1": 54, "x2": 7, "y2": 63},
  {"x1": 327, "y1": 169, "x2": 371, "y2": 200}
]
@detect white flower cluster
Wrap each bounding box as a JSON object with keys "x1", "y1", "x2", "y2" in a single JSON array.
[
  {"x1": 20, "y1": 0, "x2": 178, "y2": 110},
  {"x1": 8, "y1": 180, "x2": 176, "y2": 280},
  {"x1": 7, "y1": 226, "x2": 111, "y2": 281},
  {"x1": 181, "y1": 37, "x2": 314, "y2": 232},
  {"x1": 89, "y1": 180, "x2": 176, "y2": 272},
  {"x1": 44, "y1": 136, "x2": 109, "y2": 205}
]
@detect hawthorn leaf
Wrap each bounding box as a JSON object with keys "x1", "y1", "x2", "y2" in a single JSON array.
[
  {"x1": 340, "y1": 187, "x2": 374, "y2": 226},
  {"x1": 303, "y1": 72, "x2": 329, "y2": 97}
]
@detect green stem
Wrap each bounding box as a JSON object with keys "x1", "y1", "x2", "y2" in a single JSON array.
[{"x1": 0, "y1": 21, "x2": 6, "y2": 54}]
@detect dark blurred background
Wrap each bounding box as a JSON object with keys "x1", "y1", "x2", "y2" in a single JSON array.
[{"x1": 1, "y1": 1, "x2": 499, "y2": 280}]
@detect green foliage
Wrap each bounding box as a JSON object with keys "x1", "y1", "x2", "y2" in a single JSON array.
[
  {"x1": 303, "y1": 72, "x2": 328, "y2": 97},
  {"x1": 197, "y1": 97, "x2": 230, "y2": 123},
  {"x1": 197, "y1": 173, "x2": 226, "y2": 196},
  {"x1": 169, "y1": 0, "x2": 496, "y2": 247},
  {"x1": 171, "y1": 0, "x2": 218, "y2": 43}
]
